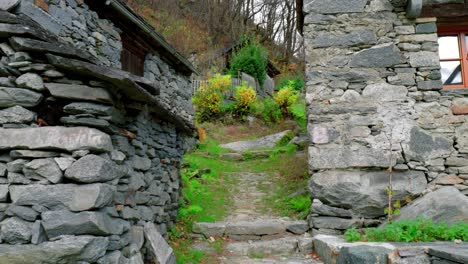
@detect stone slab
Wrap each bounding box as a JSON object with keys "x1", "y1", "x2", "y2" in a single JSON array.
[
  {"x1": 9, "y1": 183, "x2": 115, "y2": 211},
  {"x1": 45, "y1": 83, "x2": 113, "y2": 104},
  {"x1": 304, "y1": 0, "x2": 367, "y2": 14},
  {"x1": 144, "y1": 222, "x2": 176, "y2": 264},
  {"x1": 0, "y1": 127, "x2": 113, "y2": 152},
  {"x1": 0, "y1": 87, "x2": 43, "y2": 107},
  {"x1": 0, "y1": 235, "x2": 108, "y2": 264},
  {"x1": 427, "y1": 245, "x2": 468, "y2": 264},
  {"x1": 220, "y1": 130, "x2": 292, "y2": 152}
]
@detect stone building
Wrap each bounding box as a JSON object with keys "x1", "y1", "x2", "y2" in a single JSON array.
[
  {"x1": 303, "y1": 0, "x2": 468, "y2": 235},
  {"x1": 0, "y1": 0, "x2": 197, "y2": 263}
]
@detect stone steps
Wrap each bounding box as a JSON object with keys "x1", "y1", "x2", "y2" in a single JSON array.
[
  {"x1": 193, "y1": 220, "x2": 309, "y2": 241},
  {"x1": 219, "y1": 255, "x2": 321, "y2": 264},
  {"x1": 224, "y1": 234, "x2": 313, "y2": 256}
]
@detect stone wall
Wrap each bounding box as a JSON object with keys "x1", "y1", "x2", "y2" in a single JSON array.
[
  {"x1": 19, "y1": 0, "x2": 122, "y2": 68},
  {"x1": 145, "y1": 54, "x2": 195, "y2": 123},
  {"x1": 304, "y1": 0, "x2": 468, "y2": 235},
  {"x1": 0, "y1": 8, "x2": 194, "y2": 264}
]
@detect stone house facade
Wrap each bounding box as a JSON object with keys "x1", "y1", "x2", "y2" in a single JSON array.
[
  {"x1": 303, "y1": 0, "x2": 468, "y2": 235},
  {"x1": 0, "y1": 0, "x2": 197, "y2": 263}
]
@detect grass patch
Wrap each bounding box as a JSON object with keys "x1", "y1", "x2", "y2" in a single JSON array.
[
  {"x1": 345, "y1": 218, "x2": 468, "y2": 242},
  {"x1": 249, "y1": 252, "x2": 266, "y2": 259}
]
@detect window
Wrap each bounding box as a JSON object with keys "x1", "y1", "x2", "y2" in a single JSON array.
[
  {"x1": 438, "y1": 26, "x2": 468, "y2": 89},
  {"x1": 121, "y1": 34, "x2": 146, "y2": 76}
]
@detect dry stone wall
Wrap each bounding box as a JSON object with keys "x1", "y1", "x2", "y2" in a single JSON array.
[
  {"x1": 304, "y1": 0, "x2": 468, "y2": 235},
  {"x1": 0, "y1": 6, "x2": 194, "y2": 264}
]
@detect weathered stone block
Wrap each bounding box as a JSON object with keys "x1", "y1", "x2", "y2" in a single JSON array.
[
  {"x1": 309, "y1": 170, "x2": 427, "y2": 218},
  {"x1": 65, "y1": 154, "x2": 125, "y2": 183},
  {"x1": 393, "y1": 187, "x2": 468, "y2": 225},
  {"x1": 45, "y1": 83, "x2": 113, "y2": 104},
  {"x1": 304, "y1": 0, "x2": 367, "y2": 14},
  {"x1": 402, "y1": 127, "x2": 453, "y2": 162},
  {"x1": 0, "y1": 127, "x2": 113, "y2": 152},
  {"x1": 349, "y1": 43, "x2": 402, "y2": 68},
  {"x1": 311, "y1": 30, "x2": 377, "y2": 48},
  {"x1": 451, "y1": 98, "x2": 468, "y2": 115},
  {"x1": 409, "y1": 51, "x2": 440, "y2": 67},
  {"x1": 23, "y1": 158, "x2": 63, "y2": 184},
  {"x1": 362, "y1": 83, "x2": 407, "y2": 101},
  {"x1": 337, "y1": 245, "x2": 393, "y2": 264},
  {"x1": 0, "y1": 184, "x2": 8, "y2": 202},
  {"x1": 9, "y1": 184, "x2": 115, "y2": 211},
  {"x1": 42, "y1": 210, "x2": 128, "y2": 238},
  {"x1": 0, "y1": 106, "x2": 35, "y2": 124},
  {"x1": 144, "y1": 222, "x2": 176, "y2": 264},
  {"x1": 0, "y1": 235, "x2": 108, "y2": 263},
  {"x1": 308, "y1": 146, "x2": 396, "y2": 170},
  {"x1": 0, "y1": 87, "x2": 43, "y2": 107}
]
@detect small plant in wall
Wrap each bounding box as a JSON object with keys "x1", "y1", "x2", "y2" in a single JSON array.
[{"x1": 383, "y1": 128, "x2": 401, "y2": 223}]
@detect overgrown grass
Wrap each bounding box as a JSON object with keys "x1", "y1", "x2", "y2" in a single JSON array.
[{"x1": 345, "y1": 218, "x2": 468, "y2": 242}]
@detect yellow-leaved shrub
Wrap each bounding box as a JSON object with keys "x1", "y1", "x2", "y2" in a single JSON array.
[{"x1": 234, "y1": 83, "x2": 257, "y2": 117}]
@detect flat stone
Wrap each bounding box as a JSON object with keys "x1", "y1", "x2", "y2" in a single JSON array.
[
  {"x1": 310, "y1": 170, "x2": 427, "y2": 218},
  {"x1": 0, "y1": 235, "x2": 108, "y2": 263},
  {"x1": 402, "y1": 127, "x2": 453, "y2": 162},
  {"x1": 0, "y1": 217, "x2": 32, "y2": 244},
  {"x1": 362, "y1": 83, "x2": 407, "y2": 101},
  {"x1": 9, "y1": 183, "x2": 115, "y2": 211},
  {"x1": 6, "y1": 205, "x2": 38, "y2": 221},
  {"x1": 15, "y1": 73, "x2": 44, "y2": 91},
  {"x1": 311, "y1": 200, "x2": 353, "y2": 218},
  {"x1": 311, "y1": 29, "x2": 377, "y2": 48},
  {"x1": 45, "y1": 83, "x2": 113, "y2": 104},
  {"x1": 0, "y1": 87, "x2": 43, "y2": 107},
  {"x1": 7, "y1": 159, "x2": 27, "y2": 172},
  {"x1": 434, "y1": 175, "x2": 464, "y2": 185},
  {"x1": 337, "y1": 245, "x2": 393, "y2": 264},
  {"x1": 409, "y1": 51, "x2": 440, "y2": 67},
  {"x1": 0, "y1": 106, "x2": 35, "y2": 124},
  {"x1": 309, "y1": 146, "x2": 395, "y2": 170},
  {"x1": 304, "y1": 0, "x2": 367, "y2": 14},
  {"x1": 311, "y1": 217, "x2": 362, "y2": 230},
  {"x1": 42, "y1": 210, "x2": 128, "y2": 238},
  {"x1": 63, "y1": 102, "x2": 123, "y2": 119},
  {"x1": 144, "y1": 222, "x2": 176, "y2": 264},
  {"x1": 10, "y1": 150, "x2": 59, "y2": 158},
  {"x1": 0, "y1": 163, "x2": 6, "y2": 177},
  {"x1": 225, "y1": 236, "x2": 299, "y2": 256},
  {"x1": 7, "y1": 172, "x2": 31, "y2": 184},
  {"x1": 0, "y1": 127, "x2": 113, "y2": 152},
  {"x1": 65, "y1": 154, "x2": 125, "y2": 183},
  {"x1": 225, "y1": 221, "x2": 286, "y2": 236},
  {"x1": 427, "y1": 245, "x2": 468, "y2": 264},
  {"x1": 394, "y1": 186, "x2": 468, "y2": 225},
  {"x1": 9, "y1": 37, "x2": 98, "y2": 64},
  {"x1": 445, "y1": 156, "x2": 468, "y2": 167},
  {"x1": 349, "y1": 43, "x2": 402, "y2": 68},
  {"x1": 285, "y1": 220, "x2": 309, "y2": 234},
  {"x1": 43, "y1": 70, "x2": 64, "y2": 78},
  {"x1": 23, "y1": 158, "x2": 63, "y2": 183},
  {"x1": 192, "y1": 222, "x2": 226, "y2": 237},
  {"x1": 220, "y1": 130, "x2": 292, "y2": 152},
  {"x1": 416, "y1": 23, "x2": 437, "y2": 34},
  {"x1": 60, "y1": 116, "x2": 110, "y2": 129},
  {"x1": 0, "y1": 184, "x2": 8, "y2": 202}
]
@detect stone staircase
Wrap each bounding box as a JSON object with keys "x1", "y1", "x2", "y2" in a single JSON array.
[
  {"x1": 192, "y1": 219, "x2": 319, "y2": 263},
  {"x1": 189, "y1": 172, "x2": 322, "y2": 264}
]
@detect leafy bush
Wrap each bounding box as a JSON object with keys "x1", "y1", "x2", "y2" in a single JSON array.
[
  {"x1": 277, "y1": 76, "x2": 305, "y2": 91},
  {"x1": 258, "y1": 98, "x2": 282, "y2": 124},
  {"x1": 192, "y1": 74, "x2": 232, "y2": 121},
  {"x1": 288, "y1": 99, "x2": 307, "y2": 130},
  {"x1": 345, "y1": 218, "x2": 468, "y2": 242},
  {"x1": 229, "y1": 42, "x2": 268, "y2": 86},
  {"x1": 274, "y1": 86, "x2": 299, "y2": 114},
  {"x1": 234, "y1": 82, "x2": 257, "y2": 117}
]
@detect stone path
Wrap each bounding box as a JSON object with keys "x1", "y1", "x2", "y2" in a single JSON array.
[{"x1": 191, "y1": 171, "x2": 322, "y2": 263}]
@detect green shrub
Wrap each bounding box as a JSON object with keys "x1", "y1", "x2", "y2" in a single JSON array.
[
  {"x1": 288, "y1": 99, "x2": 307, "y2": 130},
  {"x1": 229, "y1": 42, "x2": 268, "y2": 86},
  {"x1": 192, "y1": 74, "x2": 232, "y2": 121},
  {"x1": 233, "y1": 82, "x2": 257, "y2": 117},
  {"x1": 258, "y1": 98, "x2": 282, "y2": 124},
  {"x1": 345, "y1": 218, "x2": 468, "y2": 242},
  {"x1": 277, "y1": 76, "x2": 305, "y2": 91},
  {"x1": 274, "y1": 86, "x2": 299, "y2": 114}
]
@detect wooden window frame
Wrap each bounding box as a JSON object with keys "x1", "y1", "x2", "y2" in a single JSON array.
[{"x1": 438, "y1": 25, "x2": 468, "y2": 89}]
